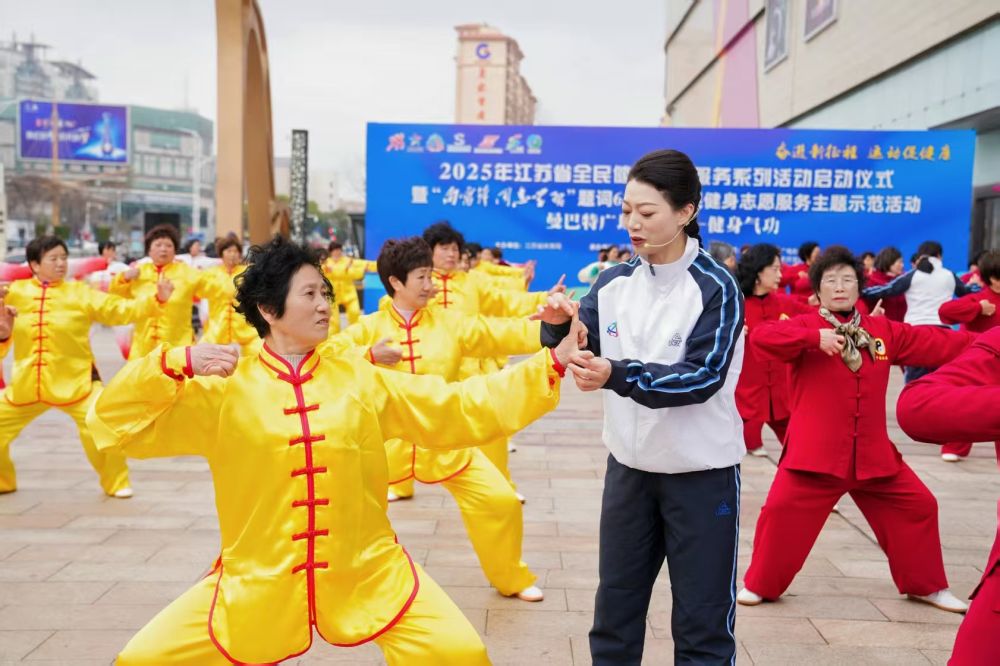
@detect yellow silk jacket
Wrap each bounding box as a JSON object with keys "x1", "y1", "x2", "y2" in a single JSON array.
[
  {"x1": 199, "y1": 264, "x2": 258, "y2": 350},
  {"x1": 334, "y1": 304, "x2": 542, "y2": 482},
  {"x1": 110, "y1": 261, "x2": 211, "y2": 358},
  {"x1": 0, "y1": 278, "x2": 154, "y2": 406},
  {"x1": 472, "y1": 261, "x2": 528, "y2": 291},
  {"x1": 87, "y1": 343, "x2": 560, "y2": 663},
  {"x1": 323, "y1": 257, "x2": 372, "y2": 303}
]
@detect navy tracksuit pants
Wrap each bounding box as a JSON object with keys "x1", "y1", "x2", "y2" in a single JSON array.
[{"x1": 590, "y1": 454, "x2": 741, "y2": 665}]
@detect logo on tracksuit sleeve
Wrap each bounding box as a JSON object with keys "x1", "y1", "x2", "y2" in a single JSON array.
[{"x1": 606, "y1": 321, "x2": 619, "y2": 337}]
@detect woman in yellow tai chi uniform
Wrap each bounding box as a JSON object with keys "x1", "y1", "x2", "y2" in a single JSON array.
[
  {"x1": 87, "y1": 236, "x2": 581, "y2": 665},
  {"x1": 110, "y1": 224, "x2": 213, "y2": 359},
  {"x1": 0, "y1": 236, "x2": 162, "y2": 497},
  {"x1": 198, "y1": 235, "x2": 257, "y2": 355},
  {"x1": 336, "y1": 237, "x2": 576, "y2": 603}
]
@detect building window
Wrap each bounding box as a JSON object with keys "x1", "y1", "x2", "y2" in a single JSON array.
[
  {"x1": 175, "y1": 158, "x2": 188, "y2": 179},
  {"x1": 142, "y1": 153, "x2": 157, "y2": 176},
  {"x1": 159, "y1": 157, "x2": 173, "y2": 178}
]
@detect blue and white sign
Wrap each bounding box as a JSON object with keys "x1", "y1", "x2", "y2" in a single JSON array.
[
  {"x1": 366, "y1": 123, "x2": 976, "y2": 290},
  {"x1": 19, "y1": 99, "x2": 129, "y2": 164}
]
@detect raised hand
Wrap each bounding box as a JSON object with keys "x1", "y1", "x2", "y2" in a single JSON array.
[
  {"x1": 122, "y1": 266, "x2": 140, "y2": 282},
  {"x1": 188, "y1": 344, "x2": 240, "y2": 377},
  {"x1": 529, "y1": 291, "x2": 576, "y2": 325},
  {"x1": 156, "y1": 273, "x2": 175, "y2": 303},
  {"x1": 980, "y1": 299, "x2": 996, "y2": 317},
  {"x1": 547, "y1": 274, "x2": 567, "y2": 296},
  {"x1": 0, "y1": 303, "x2": 17, "y2": 340},
  {"x1": 370, "y1": 337, "x2": 403, "y2": 365},
  {"x1": 553, "y1": 310, "x2": 585, "y2": 369},
  {"x1": 870, "y1": 299, "x2": 885, "y2": 317},
  {"x1": 818, "y1": 329, "x2": 845, "y2": 356}
]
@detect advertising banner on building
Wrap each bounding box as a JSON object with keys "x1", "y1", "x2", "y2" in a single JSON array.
[
  {"x1": 18, "y1": 99, "x2": 129, "y2": 164},
  {"x1": 366, "y1": 123, "x2": 975, "y2": 292}
]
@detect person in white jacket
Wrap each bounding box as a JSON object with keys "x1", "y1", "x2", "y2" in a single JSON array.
[{"x1": 541, "y1": 149, "x2": 745, "y2": 666}]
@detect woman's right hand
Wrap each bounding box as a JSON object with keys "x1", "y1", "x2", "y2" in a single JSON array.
[
  {"x1": 818, "y1": 329, "x2": 845, "y2": 356},
  {"x1": 370, "y1": 337, "x2": 403, "y2": 365},
  {"x1": 530, "y1": 291, "x2": 576, "y2": 325}
]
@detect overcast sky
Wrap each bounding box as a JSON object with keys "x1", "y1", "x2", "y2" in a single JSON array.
[{"x1": 3, "y1": 0, "x2": 667, "y2": 197}]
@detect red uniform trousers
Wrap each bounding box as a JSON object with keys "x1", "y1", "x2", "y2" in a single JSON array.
[
  {"x1": 942, "y1": 441, "x2": 1000, "y2": 459},
  {"x1": 744, "y1": 461, "x2": 948, "y2": 600},
  {"x1": 950, "y1": 551, "x2": 1000, "y2": 665},
  {"x1": 742, "y1": 417, "x2": 788, "y2": 451}
]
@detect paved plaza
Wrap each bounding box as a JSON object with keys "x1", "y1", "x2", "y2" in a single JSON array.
[{"x1": 0, "y1": 328, "x2": 997, "y2": 665}]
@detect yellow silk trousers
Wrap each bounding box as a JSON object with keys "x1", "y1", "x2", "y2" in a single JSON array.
[
  {"x1": 390, "y1": 449, "x2": 535, "y2": 595},
  {"x1": 0, "y1": 383, "x2": 129, "y2": 495},
  {"x1": 115, "y1": 563, "x2": 490, "y2": 665}
]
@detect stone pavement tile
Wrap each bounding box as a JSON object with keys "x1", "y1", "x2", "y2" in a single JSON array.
[
  {"x1": 486, "y1": 637, "x2": 574, "y2": 665},
  {"x1": 544, "y1": 568, "x2": 599, "y2": 590},
  {"x1": 522, "y1": 520, "x2": 559, "y2": 536},
  {"x1": 869, "y1": 599, "x2": 965, "y2": 624},
  {"x1": 422, "y1": 565, "x2": 499, "y2": 587},
  {"x1": 785, "y1": 575, "x2": 910, "y2": 599},
  {"x1": 0, "y1": 528, "x2": 115, "y2": 546},
  {"x1": 0, "y1": 542, "x2": 25, "y2": 559},
  {"x1": 734, "y1": 594, "x2": 887, "y2": 621},
  {"x1": 0, "y1": 581, "x2": 112, "y2": 605},
  {"x1": 7, "y1": 543, "x2": 161, "y2": 564},
  {"x1": 812, "y1": 618, "x2": 959, "y2": 649},
  {"x1": 144, "y1": 544, "x2": 223, "y2": 566},
  {"x1": 523, "y1": 535, "x2": 598, "y2": 553},
  {"x1": 62, "y1": 514, "x2": 197, "y2": 530},
  {"x1": 565, "y1": 587, "x2": 596, "y2": 612},
  {"x1": 94, "y1": 580, "x2": 194, "y2": 606},
  {"x1": 0, "y1": 604, "x2": 160, "y2": 631},
  {"x1": 50, "y1": 560, "x2": 208, "y2": 583},
  {"x1": 444, "y1": 585, "x2": 568, "y2": 611},
  {"x1": 293, "y1": 637, "x2": 384, "y2": 663},
  {"x1": 560, "y1": 551, "x2": 599, "y2": 570},
  {"x1": 0, "y1": 559, "x2": 67, "y2": 582},
  {"x1": 0, "y1": 514, "x2": 76, "y2": 529},
  {"x1": 22, "y1": 499, "x2": 152, "y2": 517},
  {"x1": 920, "y1": 648, "x2": 953, "y2": 665},
  {"x1": 0, "y1": 630, "x2": 52, "y2": 662},
  {"x1": 0, "y1": 495, "x2": 40, "y2": 515},
  {"x1": 486, "y1": 608, "x2": 592, "y2": 638},
  {"x1": 726, "y1": 616, "x2": 826, "y2": 645},
  {"x1": 98, "y1": 528, "x2": 220, "y2": 548},
  {"x1": 557, "y1": 520, "x2": 600, "y2": 537},
  {"x1": 424, "y1": 548, "x2": 481, "y2": 568},
  {"x1": 744, "y1": 643, "x2": 932, "y2": 665},
  {"x1": 21, "y1": 629, "x2": 133, "y2": 661}
]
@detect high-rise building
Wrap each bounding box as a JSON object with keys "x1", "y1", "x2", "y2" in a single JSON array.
[
  {"x1": 0, "y1": 36, "x2": 98, "y2": 102},
  {"x1": 662, "y1": 0, "x2": 1000, "y2": 256},
  {"x1": 455, "y1": 23, "x2": 536, "y2": 125}
]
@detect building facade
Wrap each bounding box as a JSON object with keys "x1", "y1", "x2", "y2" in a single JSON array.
[
  {"x1": 0, "y1": 35, "x2": 215, "y2": 255},
  {"x1": 455, "y1": 23, "x2": 536, "y2": 125},
  {"x1": 663, "y1": 0, "x2": 1000, "y2": 257}
]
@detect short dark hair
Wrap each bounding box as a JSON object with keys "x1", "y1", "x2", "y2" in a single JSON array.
[
  {"x1": 235, "y1": 235, "x2": 332, "y2": 337},
  {"x1": 798, "y1": 241, "x2": 820, "y2": 263},
  {"x1": 377, "y1": 237, "x2": 433, "y2": 297},
  {"x1": 98, "y1": 241, "x2": 116, "y2": 254},
  {"x1": 422, "y1": 221, "x2": 464, "y2": 250},
  {"x1": 464, "y1": 242, "x2": 483, "y2": 256},
  {"x1": 978, "y1": 250, "x2": 1000, "y2": 285},
  {"x1": 215, "y1": 235, "x2": 242, "y2": 257},
  {"x1": 809, "y1": 245, "x2": 866, "y2": 293},
  {"x1": 183, "y1": 238, "x2": 201, "y2": 254},
  {"x1": 861, "y1": 251, "x2": 875, "y2": 261},
  {"x1": 144, "y1": 224, "x2": 180, "y2": 255},
  {"x1": 485, "y1": 246, "x2": 502, "y2": 259},
  {"x1": 874, "y1": 246, "x2": 902, "y2": 273},
  {"x1": 328, "y1": 241, "x2": 343, "y2": 252},
  {"x1": 27, "y1": 235, "x2": 68, "y2": 265},
  {"x1": 916, "y1": 240, "x2": 943, "y2": 258},
  {"x1": 736, "y1": 243, "x2": 781, "y2": 296}
]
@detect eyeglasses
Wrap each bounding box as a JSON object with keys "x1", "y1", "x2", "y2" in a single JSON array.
[{"x1": 820, "y1": 277, "x2": 858, "y2": 287}]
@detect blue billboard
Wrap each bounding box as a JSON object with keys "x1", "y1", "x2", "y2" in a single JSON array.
[
  {"x1": 18, "y1": 99, "x2": 129, "y2": 164},
  {"x1": 366, "y1": 123, "x2": 976, "y2": 292}
]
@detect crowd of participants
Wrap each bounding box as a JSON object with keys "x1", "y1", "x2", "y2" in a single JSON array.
[{"x1": 0, "y1": 148, "x2": 996, "y2": 664}]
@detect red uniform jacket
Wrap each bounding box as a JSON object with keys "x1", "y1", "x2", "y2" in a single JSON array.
[
  {"x1": 896, "y1": 327, "x2": 1000, "y2": 602},
  {"x1": 751, "y1": 311, "x2": 975, "y2": 480},
  {"x1": 939, "y1": 289, "x2": 1000, "y2": 333},
  {"x1": 735, "y1": 292, "x2": 812, "y2": 423},
  {"x1": 863, "y1": 270, "x2": 908, "y2": 322},
  {"x1": 780, "y1": 263, "x2": 812, "y2": 302}
]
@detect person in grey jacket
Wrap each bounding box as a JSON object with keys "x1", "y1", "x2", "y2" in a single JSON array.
[{"x1": 541, "y1": 149, "x2": 745, "y2": 665}]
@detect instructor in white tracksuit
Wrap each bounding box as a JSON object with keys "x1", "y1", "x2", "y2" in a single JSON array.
[{"x1": 542, "y1": 149, "x2": 746, "y2": 665}]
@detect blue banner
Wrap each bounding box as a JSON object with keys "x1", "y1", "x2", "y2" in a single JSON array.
[
  {"x1": 366, "y1": 123, "x2": 976, "y2": 294},
  {"x1": 19, "y1": 100, "x2": 129, "y2": 164}
]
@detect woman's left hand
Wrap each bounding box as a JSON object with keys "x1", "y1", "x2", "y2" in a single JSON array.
[{"x1": 567, "y1": 350, "x2": 612, "y2": 391}]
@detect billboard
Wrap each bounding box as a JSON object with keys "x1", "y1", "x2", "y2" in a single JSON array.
[
  {"x1": 366, "y1": 123, "x2": 976, "y2": 291},
  {"x1": 18, "y1": 99, "x2": 129, "y2": 164}
]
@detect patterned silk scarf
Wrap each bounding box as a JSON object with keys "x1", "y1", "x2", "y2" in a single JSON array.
[{"x1": 818, "y1": 308, "x2": 875, "y2": 372}]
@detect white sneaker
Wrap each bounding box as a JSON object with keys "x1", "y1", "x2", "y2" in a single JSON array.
[
  {"x1": 749, "y1": 448, "x2": 768, "y2": 457},
  {"x1": 515, "y1": 491, "x2": 526, "y2": 504},
  {"x1": 941, "y1": 453, "x2": 961, "y2": 463},
  {"x1": 112, "y1": 487, "x2": 134, "y2": 499},
  {"x1": 908, "y1": 588, "x2": 968, "y2": 614},
  {"x1": 736, "y1": 588, "x2": 763, "y2": 606},
  {"x1": 387, "y1": 492, "x2": 412, "y2": 503},
  {"x1": 514, "y1": 585, "x2": 544, "y2": 602},
  {"x1": 508, "y1": 443, "x2": 518, "y2": 453}
]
